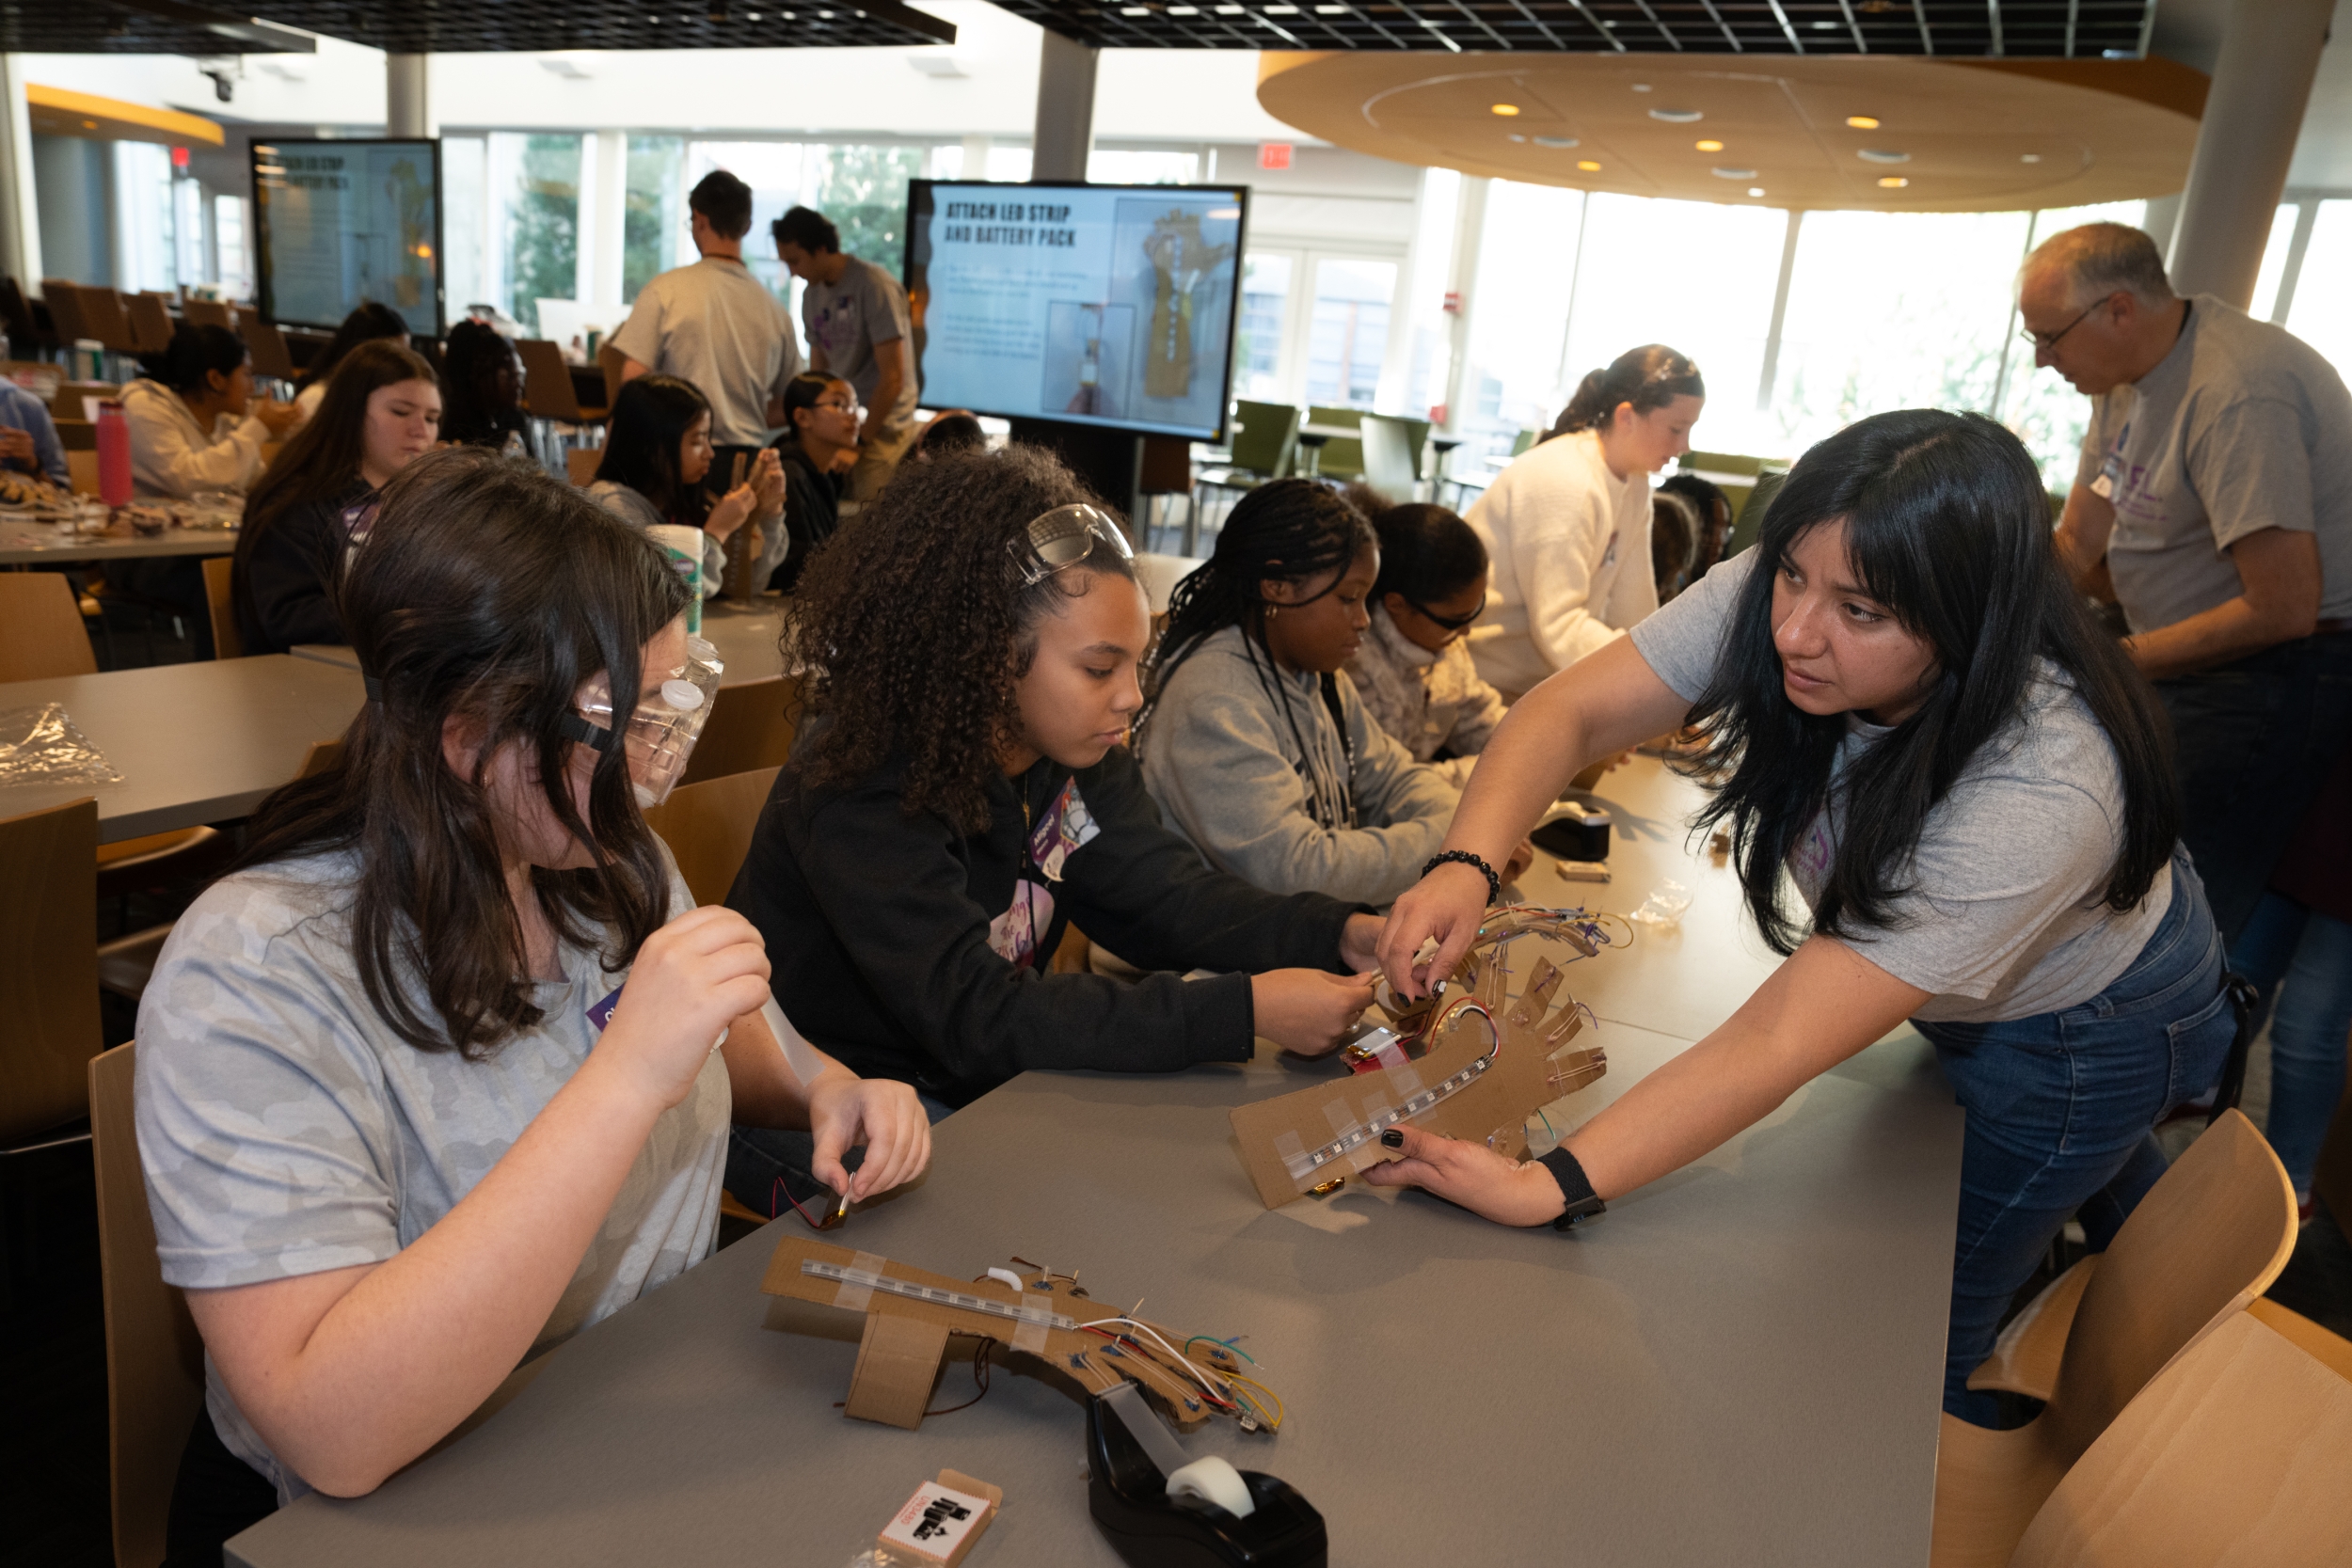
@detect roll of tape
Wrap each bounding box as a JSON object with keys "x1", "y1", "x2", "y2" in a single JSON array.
[{"x1": 1165, "y1": 1456, "x2": 1255, "y2": 1518}]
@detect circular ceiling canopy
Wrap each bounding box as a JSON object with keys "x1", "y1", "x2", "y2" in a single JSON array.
[{"x1": 1258, "y1": 51, "x2": 2206, "y2": 212}]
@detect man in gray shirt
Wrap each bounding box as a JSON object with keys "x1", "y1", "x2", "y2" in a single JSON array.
[
  {"x1": 773, "y1": 204, "x2": 918, "y2": 502},
  {"x1": 2021, "y1": 221, "x2": 2352, "y2": 949}
]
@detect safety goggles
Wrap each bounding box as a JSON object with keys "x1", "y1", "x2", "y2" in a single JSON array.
[
  {"x1": 566, "y1": 632, "x2": 725, "y2": 809},
  {"x1": 1008, "y1": 502, "x2": 1133, "y2": 588},
  {"x1": 1403, "y1": 592, "x2": 1487, "y2": 633}
]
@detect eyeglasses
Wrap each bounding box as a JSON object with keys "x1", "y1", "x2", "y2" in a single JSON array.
[
  {"x1": 814, "y1": 397, "x2": 861, "y2": 416},
  {"x1": 566, "y1": 632, "x2": 725, "y2": 809},
  {"x1": 2020, "y1": 292, "x2": 2121, "y2": 352},
  {"x1": 1403, "y1": 593, "x2": 1486, "y2": 632},
  {"x1": 1009, "y1": 503, "x2": 1134, "y2": 588}
]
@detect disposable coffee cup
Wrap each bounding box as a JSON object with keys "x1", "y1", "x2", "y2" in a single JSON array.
[{"x1": 644, "y1": 524, "x2": 705, "y2": 635}]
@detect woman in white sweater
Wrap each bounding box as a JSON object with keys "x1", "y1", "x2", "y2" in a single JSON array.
[
  {"x1": 122, "y1": 323, "x2": 300, "y2": 498},
  {"x1": 1465, "y1": 344, "x2": 1705, "y2": 698}
]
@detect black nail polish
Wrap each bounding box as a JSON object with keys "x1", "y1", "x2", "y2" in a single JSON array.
[{"x1": 1381, "y1": 1129, "x2": 1405, "y2": 1148}]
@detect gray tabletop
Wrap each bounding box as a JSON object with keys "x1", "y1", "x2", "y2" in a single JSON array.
[
  {"x1": 292, "y1": 600, "x2": 792, "y2": 688},
  {"x1": 0, "y1": 523, "x2": 239, "y2": 564},
  {"x1": 228, "y1": 761, "x2": 1963, "y2": 1568},
  {"x1": 0, "y1": 656, "x2": 361, "y2": 843}
]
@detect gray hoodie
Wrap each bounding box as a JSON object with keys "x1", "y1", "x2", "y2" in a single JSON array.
[{"x1": 1138, "y1": 626, "x2": 1460, "y2": 905}]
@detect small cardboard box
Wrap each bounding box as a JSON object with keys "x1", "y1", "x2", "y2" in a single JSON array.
[{"x1": 879, "y1": 1470, "x2": 1002, "y2": 1566}]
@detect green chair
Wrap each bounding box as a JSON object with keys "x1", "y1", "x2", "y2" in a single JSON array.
[
  {"x1": 1509, "y1": 427, "x2": 1540, "y2": 458},
  {"x1": 1400, "y1": 418, "x2": 1433, "y2": 483},
  {"x1": 1305, "y1": 404, "x2": 1363, "y2": 483},
  {"x1": 1682, "y1": 451, "x2": 1767, "y2": 477},
  {"x1": 1359, "y1": 414, "x2": 1419, "y2": 502},
  {"x1": 1721, "y1": 467, "x2": 1788, "y2": 560},
  {"x1": 1197, "y1": 401, "x2": 1299, "y2": 499}
]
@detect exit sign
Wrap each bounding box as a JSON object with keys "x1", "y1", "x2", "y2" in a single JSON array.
[{"x1": 1258, "y1": 143, "x2": 1293, "y2": 170}]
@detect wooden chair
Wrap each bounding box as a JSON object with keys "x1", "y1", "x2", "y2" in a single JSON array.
[
  {"x1": 597, "y1": 340, "x2": 628, "y2": 410},
  {"x1": 2249, "y1": 1295, "x2": 2352, "y2": 1383},
  {"x1": 200, "y1": 557, "x2": 245, "y2": 659},
  {"x1": 66, "y1": 448, "x2": 99, "y2": 496},
  {"x1": 0, "y1": 570, "x2": 98, "y2": 681},
  {"x1": 41, "y1": 279, "x2": 93, "y2": 347},
  {"x1": 640, "y1": 765, "x2": 782, "y2": 907},
  {"x1": 124, "y1": 293, "x2": 176, "y2": 356},
  {"x1": 516, "y1": 338, "x2": 608, "y2": 423},
  {"x1": 0, "y1": 798, "x2": 102, "y2": 1147},
  {"x1": 1930, "y1": 1109, "x2": 2299, "y2": 1568},
  {"x1": 566, "y1": 447, "x2": 604, "y2": 486},
  {"x1": 1, "y1": 274, "x2": 53, "y2": 356},
  {"x1": 181, "y1": 298, "x2": 232, "y2": 331},
  {"x1": 2312, "y1": 1070, "x2": 2352, "y2": 1231},
  {"x1": 2007, "y1": 1308, "x2": 2352, "y2": 1568},
  {"x1": 89, "y1": 1040, "x2": 208, "y2": 1568},
  {"x1": 239, "y1": 314, "x2": 297, "y2": 382},
  {"x1": 678, "y1": 673, "x2": 800, "y2": 787}
]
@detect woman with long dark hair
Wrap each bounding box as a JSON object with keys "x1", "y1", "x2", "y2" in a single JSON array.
[
  {"x1": 724, "y1": 445, "x2": 1379, "y2": 1155},
  {"x1": 291, "y1": 301, "x2": 408, "y2": 423},
  {"x1": 1136, "y1": 479, "x2": 1492, "y2": 904},
  {"x1": 233, "y1": 340, "x2": 439, "y2": 654},
  {"x1": 590, "y1": 372, "x2": 785, "y2": 597},
  {"x1": 1465, "y1": 343, "x2": 1705, "y2": 698},
  {"x1": 135, "y1": 450, "x2": 928, "y2": 1552},
  {"x1": 1369, "y1": 410, "x2": 2232, "y2": 1427},
  {"x1": 437, "y1": 319, "x2": 530, "y2": 451},
  {"x1": 122, "y1": 322, "x2": 300, "y2": 496},
  {"x1": 766, "y1": 370, "x2": 856, "y2": 592}
]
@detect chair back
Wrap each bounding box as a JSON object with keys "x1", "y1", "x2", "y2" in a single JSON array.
[
  {"x1": 1306, "y1": 404, "x2": 1363, "y2": 432},
  {"x1": 566, "y1": 447, "x2": 603, "y2": 486},
  {"x1": 180, "y1": 297, "x2": 232, "y2": 330},
  {"x1": 0, "y1": 275, "x2": 46, "y2": 352},
  {"x1": 83, "y1": 289, "x2": 141, "y2": 355},
  {"x1": 2043, "y1": 1109, "x2": 2297, "y2": 1464},
  {"x1": 1359, "y1": 414, "x2": 1419, "y2": 499},
  {"x1": 124, "y1": 293, "x2": 176, "y2": 355},
  {"x1": 90, "y1": 1040, "x2": 208, "y2": 1568},
  {"x1": 598, "y1": 340, "x2": 628, "y2": 410},
  {"x1": 1138, "y1": 434, "x2": 1192, "y2": 496},
  {"x1": 55, "y1": 380, "x2": 119, "y2": 425},
  {"x1": 2009, "y1": 1309, "x2": 2352, "y2": 1568},
  {"x1": 41, "y1": 280, "x2": 93, "y2": 346},
  {"x1": 641, "y1": 765, "x2": 783, "y2": 906},
  {"x1": 200, "y1": 557, "x2": 245, "y2": 659},
  {"x1": 1315, "y1": 434, "x2": 1364, "y2": 483},
  {"x1": 240, "y1": 315, "x2": 297, "y2": 382},
  {"x1": 1509, "y1": 427, "x2": 1540, "y2": 457},
  {"x1": 67, "y1": 448, "x2": 100, "y2": 496},
  {"x1": 1399, "y1": 418, "x2": 1432, "y2": 480},
  {"x1": 296, "y1": 737, "x2": 345, "y2": 779},
  {"x1": 1229, "y1": 400, "x2": 1299, "y2": 480},
  {"x1": 1, "y1": 799, "x2": 102, "y2": 1144},
  {"x1": 679, "y1": 673, "x2": 801, "y2": 786},
  {"x1": 0, "y1": 572, "x2": 100, "y2": 680},
  {"x1": 1682, "y1": 450, "x2": 1766, "y2": 477},
  {"x1": 516, "y1": 339, "x2": 590, "y2": 421}
]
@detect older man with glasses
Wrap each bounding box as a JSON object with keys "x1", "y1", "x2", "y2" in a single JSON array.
[{"x1": 2018, "y1": 220, "x2": 2352, "y2": 956}]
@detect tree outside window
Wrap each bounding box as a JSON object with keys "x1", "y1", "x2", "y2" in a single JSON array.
[
  {"x1": 505, "y1": 134, "x2": 581, "y2": 337},
  {"x1": 813, "y1": 143, "x2": 927, "y2": 277},
  {"x1": 624, "y1": 135, "x2": 687, "y2": 303}
]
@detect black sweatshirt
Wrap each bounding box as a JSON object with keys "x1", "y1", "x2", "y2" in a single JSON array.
[
  {"x1": 727, "y1": 744, "x2": 1364, "y2": 1107},
  {"x1": 233, "y1": 481, "x2": 370, "y2": 656},
  {"x1": 766, "y1": 435, "x2": 842, "y2": 594}
]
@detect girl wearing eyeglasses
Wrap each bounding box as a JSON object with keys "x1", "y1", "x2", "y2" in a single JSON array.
[
  {"x1": 723, "y1": 445, "x2": 1381, "y2": 1164},
  {"x1": 1342, "y1": 498, "x2": 1510, "y2": 789},
  {"x1": 768, "y1": 371, "x2": 859, "y2": 593},
  {"x1": 135, "y1": 451, "x2": 928, "y2": 1548}
]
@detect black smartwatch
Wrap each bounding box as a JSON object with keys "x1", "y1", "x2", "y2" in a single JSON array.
[{"x1": 1537, "y1": 1145, "x2": 1607, "y2": 1230}]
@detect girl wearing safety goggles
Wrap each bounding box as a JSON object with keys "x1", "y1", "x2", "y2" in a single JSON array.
[{"x1": 132, "y1": 449, "x2": 929, "y2": 1548}]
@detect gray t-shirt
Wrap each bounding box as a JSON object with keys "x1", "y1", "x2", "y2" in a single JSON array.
[
  {"x1": 1629, "y1": 551, "x2": 2170, "y2": 1023},
  {"x1": 2073, "y1": 293, "x2": 2352, "y2": 634},
  {"x1": 803, "y1": 256, "x2": 917, "y2": 435},
  {"x1": 135, "y1": 847, "x2": 730, "y2": 1501},
  {"x1": 612, "y1": 255, "x2": 804, "y2": 448}
]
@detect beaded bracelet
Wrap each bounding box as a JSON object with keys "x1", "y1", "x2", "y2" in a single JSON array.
[{"x1": 1422, "y1": 849, "x2": 1501, "y2": 907}]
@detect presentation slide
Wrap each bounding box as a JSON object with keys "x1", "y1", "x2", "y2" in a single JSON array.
[
  {"x1": 253, "y1": 139, "x2": 444, "y2": 336},
  {"x1": 907, "y1": 182, "x2": 1247, "y2": 441}
]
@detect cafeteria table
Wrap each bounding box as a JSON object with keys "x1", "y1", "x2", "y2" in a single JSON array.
[
  {"x1": 0, "y1": 656, "x2": 362, "y2": 843},
  {"x1": 227, "y1": 756, "x2": 1964, "y2": 1568},
  {"x1": 0, "y1": 523, "x2": 238, "y2": 565},
  {"x1": 292, "y1": 597, "x2": 794, "y2": 687}
]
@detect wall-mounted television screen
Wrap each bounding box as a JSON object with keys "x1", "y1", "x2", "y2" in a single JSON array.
[
  {"x1": 905, "y1": 180, "x2": 1248, "y2": 441},
  {"x1": 252, "y1": 138, "x2": 444, "y2": 337}
]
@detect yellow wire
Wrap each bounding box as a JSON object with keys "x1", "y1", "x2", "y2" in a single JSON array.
[{"x1": 1227, "y1": 1373, "x2": 1286, "y2": 1431}]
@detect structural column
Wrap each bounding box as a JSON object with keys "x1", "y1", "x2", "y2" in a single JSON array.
[
  {"x1": 2167, "y1": 0, "x2": 2330, "y2": 307},
  {"x1": 1436, "y1": 176, "x2": 1487, "y2": 436},
  {"x1": 583, "y1": 129, "x2": 627, "y2": 310},
  {"x1": 1031, "y1": 30, "x2": 1098, "y2": 182},
  {"x1": 386, "y1": 53, "x2": 430, "y2": 139},
  {"x1": 0, "y1": 54, "x2": 40, "y2": 290}
]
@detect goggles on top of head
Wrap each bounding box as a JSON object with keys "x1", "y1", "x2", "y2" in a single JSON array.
[
  {"x1": 566, "y1": 632, "x2": 724, "y2": 809},
  {"x1": 1009, "y1": 503, "x2": 1133, "y2": 589}
]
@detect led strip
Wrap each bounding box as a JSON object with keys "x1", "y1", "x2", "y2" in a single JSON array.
[
  {"x1": 1279, "y1": 1051, "x2": 1496, "y2": 1181},
  {"x1": 801, "y1": 1259, "x2": 1076, "y2": 1329}
]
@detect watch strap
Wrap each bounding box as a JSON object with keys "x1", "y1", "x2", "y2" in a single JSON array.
[{"x1": 1537, "y1": 1145, "x2": 1607, "y2": 1230}]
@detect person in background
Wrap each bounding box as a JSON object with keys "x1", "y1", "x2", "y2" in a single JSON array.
[
  {"x1": 122, "y1": 323, "x2": 299, "y2": 498},
  {"x1": 232, "y1": 341, "x2": 440, "y2": 655},
  {"x1": 766, "y1": 372, "x2": 854, "y2": 594},
  {"x1": 1136, "y1": 479, "x2": 1501, "y2": 905},
  {"x1": 437, "y1": 321, "x2": 530, "y2": 453},
  {"x1": 772, "y1": 205, "x2": 917, "y2": 503},
  {"x1": 2026, "y1": 221, "x2": 2352, "y2": 955},
  {"x1": 1466, "y1": 344, "x2": 1706, "y2": 700},
  {"x1": 589, "y1": 372, "x2": 786, "y2": 598},
  {"x1": 291, "y1": 302, "x2": 409, "y2": 424},
  {"x1": 136, "y1": 449, "x2": 927, "y2": 1554},
  {"x1": 1343, "y1": 498, "x2": 1509, "y2": 789},
  {"x1": 1652, "y1": 470, "x2": 1735, "y2": 601},
  {"x1": 0, "y1": 376, "x2": 67, "y2": 484},
  {"x1": 612, "y1": 170, "x2": 803, "y2": 500},
  {"x1": 911, "y1": 409, "x2": 986, "y2": 461},
  {"x1": 723, "y1": 445, "x2": 1378, "y2": 1175}
]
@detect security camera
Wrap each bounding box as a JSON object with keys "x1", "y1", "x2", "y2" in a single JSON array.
[
  {"x1": 195, "y1": 55, "x2": 242, "y2": 103},
  {"x1": 206, "y1": 70, "x2": 234, "y2": 103}
]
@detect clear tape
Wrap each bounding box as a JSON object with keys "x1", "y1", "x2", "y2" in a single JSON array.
[
  {"x1": 833, "y1": 1250, "x2": 886, "y2": 1312},
  {"x1": 803, "y1": 1258, "x2": 1075, "y2": 1331},
  {"x1": 1011, "y1": 1291, "x2": 1051, "y2": 1355}
]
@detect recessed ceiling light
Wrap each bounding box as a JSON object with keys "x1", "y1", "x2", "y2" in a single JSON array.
[
  {"x1": 1507, "y1": 133, "x2": 1525, "y2": 142},
  {"x1": 1313, "y1": 4, "x2": 1346, "y2": 10},
  {"x1": 1532, "y1": 135, "x2": 1579, "y2": 148},
  {"x1": 1577, "y1": 159, "x2": 1602, "y2": 171},
  {"x1": 1878, "y1": 175, "x2": 1909, "y2": 188},
  {"x1": 1857, "y1": 148, "x2": 1910, "y2": 164},
  {"x1": 1168, "y1": 4, "x2": 1198, "y2": 10},
  {"x1": 2021, "y1": 153, "x2": 2042, "y2": 164},
  {"x1": 1649, "y1": 107, "x2": 1703, "y2": 123},
  {"x1": 1216, "y1": 3, "x2": 1242, "y2": 8},
  {"x1": 1711, "y1": 166, "x2": 1757, "y2": 180},
  {"x1": 1263, "y1": 3, "x2": 1297, "y2": 11},
  {"x1": 1747, "y1": 186, "x2": 1765, "y2": 197},
  {"x1": 1630, "y1": 83, "x2": 1652, "y2": 92},
  {"x1": 1846, "y1": 115, "x2": 1881, "y2": 129},
  {"x1": 1694, "y1": 138, "x2": 1724, "y2": 151},
  {"x1": 1811, "y1": 17, "x2": 1836, "y2": 26},
  {"x1": 1491, "y1": 103, "x2": 1520, "y2": 117}
]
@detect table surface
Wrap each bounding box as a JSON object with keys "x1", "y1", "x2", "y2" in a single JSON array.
[
  {"x1": 0, "y1": 522, "x2": 238, "y2": 564},
  {"x1": 0, "y1": 656, "x2": 361, "y2": 843},
  {"x1": 229, "y1": 758, "x2": 1963, "y2": 1568},
  {"x1": 291, "y1": 599, "x2": 792, "y2": 688}
]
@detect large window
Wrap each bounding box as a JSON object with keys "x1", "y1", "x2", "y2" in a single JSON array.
[
  {"x1": 2284, "y1": 200, "x2": 2352, "y2": 375},
  {"x1": 504, "y1": 135, "x2": 582, "y2": 337},
  {"x1": 1303, "y1": 258, "x2": 1395, "y2": 409},
  {"x1": 1235, "y1": 252, "x2": 1292, "y2": 402}
]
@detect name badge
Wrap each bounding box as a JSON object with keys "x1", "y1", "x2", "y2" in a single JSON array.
[
  {"x1": 586, "y1": 986, "x2": 624, "y2": 1033},
  {"x1": 2090, "y1": 471, "x2": 2115, "y2": 499}
]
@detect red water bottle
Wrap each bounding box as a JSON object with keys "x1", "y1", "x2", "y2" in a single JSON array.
[{"x1": 95, "y1": 400, "x2": 132, "y2": 507}]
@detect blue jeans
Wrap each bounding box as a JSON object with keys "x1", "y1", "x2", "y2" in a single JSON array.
[
  {"x1": 1915, "y1": 852, "x2": 2234, "y2": 1427},
  {"x1": 2231, "y1": 891, "x2": 2352, "y2": 1196}
]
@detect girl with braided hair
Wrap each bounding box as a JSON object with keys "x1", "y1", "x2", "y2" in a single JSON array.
[{"x1": 1137, "y1": 479, "x2": 1502, "y2": 905}]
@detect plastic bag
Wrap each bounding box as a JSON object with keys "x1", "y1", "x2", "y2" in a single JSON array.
[
  {"x1": 0, "y1": 704, "x2": 123, "y2": 786},
  {"x1": 1627, "y1": 879, "x2": 1692, "y2": 933}
]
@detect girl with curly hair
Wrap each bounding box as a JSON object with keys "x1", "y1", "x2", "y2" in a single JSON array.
[
  {"x1": 724, "y1": 444, "x2": 1382, "y2": 1132},
  {"x1": 1136, "y1": 479, "x2": 1501, "y2": 905}
]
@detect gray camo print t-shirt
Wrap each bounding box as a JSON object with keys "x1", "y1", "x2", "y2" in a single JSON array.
[{"x1": 135, "y1": 846, "x2": 730, "y2": 1502}]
